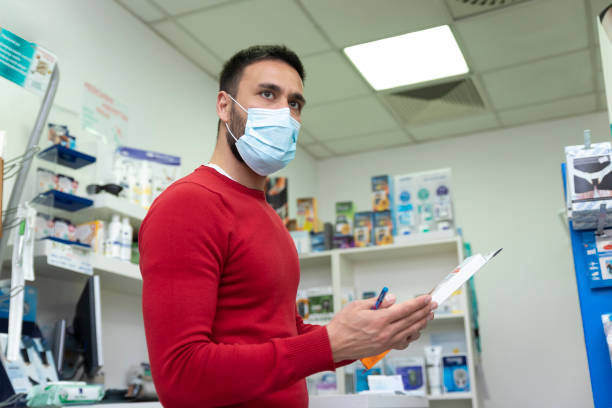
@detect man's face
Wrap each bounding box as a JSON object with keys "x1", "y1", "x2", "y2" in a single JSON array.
[{"x1": 223, "y1": 59, "x2": 306, "y2": 162}]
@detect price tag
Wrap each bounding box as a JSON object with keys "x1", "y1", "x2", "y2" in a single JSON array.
[{"x1": 46, "y1": 241, "x2": 93, "y2": 275}]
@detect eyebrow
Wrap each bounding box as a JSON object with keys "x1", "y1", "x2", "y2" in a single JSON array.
[{"x1": 257, "y1": 83, "x2": 307, "y2": 106}]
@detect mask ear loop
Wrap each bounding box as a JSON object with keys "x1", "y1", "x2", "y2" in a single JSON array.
[{"x1": 224, "y1": 93, "x2": 248, "y2": 142}]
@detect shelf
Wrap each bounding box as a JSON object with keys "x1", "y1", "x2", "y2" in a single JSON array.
[
  {"x1": 38, "y1": 144, "x2": 96, "y2": 169},
  {"x1": 310, "y1": 394, "x2": 428, "y2": 407},
  {"x1": 299, "y1": 250, "x2": 333, "y2": 269},
  {"x1": 40, "y1": 236, "x2": 92, "y2": 249},
  {"x1": 3, "y1": 240, "x2": 141, "y2": 294},
  {"x1": 74, "y1": 192, "x2": 147, "y2": 229},
  {"x1": 338, "y1": 237, "x2": 460, "y2": 263},
  {"x1": 433, "y1": 312, "x2": 466, "y2": 321},
  {"x1": 427, "y1": 392, "x2": 473, "y2": 401},
  {"x1": 32, "y1": 189, "x2": 94, "y2": 212}
]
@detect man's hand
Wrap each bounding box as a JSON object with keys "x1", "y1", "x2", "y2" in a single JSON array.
[{"x1": 326, "y1": 294, "x2": 436, "y2": 363}]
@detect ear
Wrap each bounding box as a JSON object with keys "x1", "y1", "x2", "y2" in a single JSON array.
[{"x1": 216, "y1": 91, "x2": 231, "y2": 124}]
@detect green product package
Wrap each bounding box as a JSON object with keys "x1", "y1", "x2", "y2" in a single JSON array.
[{"x1": 27, "y1": 382, "x2": 104, "y2": 406}]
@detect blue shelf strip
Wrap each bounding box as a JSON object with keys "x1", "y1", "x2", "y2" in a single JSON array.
[
  {"x1": 563, "y1": 163, "x2": 612, "y2": 408},
  {"x1": 40, "y1": 236, "x2": 91, "y2": 249},
  {"x1": 32, "y1": 190, "x2": 93, "y2": 212},
  {"x1": 38, "y1": 144, "x2": 96, "y2": 170}
]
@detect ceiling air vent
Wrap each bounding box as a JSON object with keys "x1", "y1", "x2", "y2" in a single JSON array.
[
  {"x1": 380, "y1": 78, "x2": 487, "y2": 126},
  {"x1": 446, "y1": 0, "x2": 533, "y2": 19}
]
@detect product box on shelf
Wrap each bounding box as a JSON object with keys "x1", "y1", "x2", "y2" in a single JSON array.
[
  {"x1": 389, "y1": 357, "x2": 426, "y2": 394},
  {"x1": 373, "y1": 210, "x2": 394, "y2": 246},
  {"x1": 297, "y1": 197, "x2": 319, "y2": 232},
  {"x1": 332, "y1": 234, "x2": 354, "y2": 249},
  {"x1": 442, "y1": 355, "x2": 470, "y2": 392},
  {"x1": 34, "y1": 213, "x2": 54, "y2": 239},
  {"x1": 335, "y1": 201, "x2": 354, "y2": 236},
  {"x1": 113, "y1": 146, "x2": 181, "y2": 209},
  {"x1": 565, "y1": 142, "x2": 612, "y2": 230},
  {"x1": 372, "y1": 175, "x2": 394, "y2": 212},
  {"x1": 394, "y1": 168, "x2": 454, "y2": 237},
  {"x1": 75, "y1": 220, "x2": 105, "y2": 253},
  {"x1": 53, "y1": 217, "x2": 76, "y2": 242},
  {"x1": 265, "y1": 177, "x2": 289, "y2": 226},
  {"x1": 48, "y1": 123, "x2": 75, "y2": 149},
  {"x1": 354, "y1": 211, "x2": 374, "y2": 247},
  {"x1": 311, "y1": 223, "x2": 333, "y2": 252},
  {"x1": 290, "y1": 230, "x2": 311, "y2": 254}
]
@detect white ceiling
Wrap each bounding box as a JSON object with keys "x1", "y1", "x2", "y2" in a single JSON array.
[{"x1": 116, "y1": 0, "x2": 610, "y2": 159}]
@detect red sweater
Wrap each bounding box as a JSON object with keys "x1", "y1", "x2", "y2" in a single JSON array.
[{"x1": 139, "y1": 166, "x2": 336, "y2": 407}]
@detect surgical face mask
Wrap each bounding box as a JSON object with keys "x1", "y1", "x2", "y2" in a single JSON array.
[{"x1": 224, "y1": 94, "x2": 300, "y2": 176}]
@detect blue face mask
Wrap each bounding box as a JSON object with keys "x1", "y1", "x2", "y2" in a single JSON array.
[{"x1": 225, "y1": 94, "x2": 300, "y2": 176}]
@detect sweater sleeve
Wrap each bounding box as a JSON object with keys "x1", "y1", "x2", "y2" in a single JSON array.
[
  {"x1": 140, "y1": 183, "x2": 336, "y2": 407},
  {"x1": 295, "y1": 308, "x2": 355, "y2": 369}
]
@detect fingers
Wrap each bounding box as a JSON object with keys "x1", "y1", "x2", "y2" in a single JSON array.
[
  {"x1": 390, "y1": 315, "x2": 429, "y2": 350},
  {"x1": 361, "y1": 293, "x2": 397, "y2": 310},
  {"x1": 385, "y1": 295, "x2": 432, "y2": 324}
]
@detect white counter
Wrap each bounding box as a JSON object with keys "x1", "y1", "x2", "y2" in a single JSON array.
[{"x1": 74, "y1": 394, "x2": 429, "y2": 408}]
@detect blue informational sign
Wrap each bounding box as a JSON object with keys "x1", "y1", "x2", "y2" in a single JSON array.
[
  {"x1": 0, "y1": 27, "x2": 57, "y2": 95},
  {"x1": 580, "y1": 230, "x2": 612, "y2": 289}
]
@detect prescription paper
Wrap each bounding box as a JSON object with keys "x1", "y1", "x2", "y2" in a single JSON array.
[{"x1": 430, "y1": 248, "x2": 502, "y2": 305}]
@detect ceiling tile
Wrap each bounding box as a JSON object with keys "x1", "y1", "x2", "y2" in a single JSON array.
[
  {"x1": 178, "y1": 0, "x2": 331, "y2": 61},
  {"x1": 152, "y1": 0, "x2": 232, "y2": 16},
  {"x1": 324, "y1": 130, "x2": 411, "y2": 155},
  {"x1": 498, "y1": 93, "x2": 598, "y2": 126},
  {"x1": 482, "y1": 50, "x2": 593, "y2": 110},
  {"x1": 302, "y1": 143, "x2": 333, "y2": 159},
  {"x1": 304, "y1": 96, "x2": 399, "y2": 141},
  {"x1": 410, "y1": 113, "x2": 498, "y2": 141},
  {"x1": 153, "y1": 21, "x2": 223, "y2": 76},
  {"x1": 301, "y1": 52, "x2": 370, "y2": 106},
  {"x1": 298, "y1": 128, "x2": 318, "y2": 145},
  {"x1": 455, "y1": 0, "x2": 588, "y2": 72},
  {"x1": 300, "y1": 0, "x2": 451, "y2": 48},
  {"x1": 118, "y1": 0, "x2": 166, "y2": 22}
]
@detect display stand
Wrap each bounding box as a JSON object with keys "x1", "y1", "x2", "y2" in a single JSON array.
[
  {"x1": 562, "y1": 163, "x2": 612, "y2": 408},
  {"x1": 0, "y1": 66, "x2": 60, "y2": 265}
]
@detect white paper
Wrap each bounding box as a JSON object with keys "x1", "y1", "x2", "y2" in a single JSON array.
[
  {"x1": 367, "y1": 375, "x2": 405, "y2": 392},
  {"x1": 430, "y1": 248, "x2": 502, "y2": 305}
]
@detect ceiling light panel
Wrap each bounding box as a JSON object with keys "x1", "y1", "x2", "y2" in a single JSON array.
[{"x1": 344, "y1": 25, "x2": 469, "y2": 91}]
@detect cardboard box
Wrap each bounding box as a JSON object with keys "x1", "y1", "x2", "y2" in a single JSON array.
[
  {"x1": 354, "y1": 211, "x2": 374, "y2": 247},
  {"x1": 374, "y1": 210, "x2": 394, "y2": 246},
  {"x1": 335, "y1": 201, "x2": 354, "y2": 236},
  {"x1": 297, "y1": 197, "x2": 319, "y2": 232},
  {"x1": 372, "y1": 175, "x2": 394, "y2": 212}
]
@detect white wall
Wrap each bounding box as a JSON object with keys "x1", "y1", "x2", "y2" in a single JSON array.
[
  {"x1": 316, "y1": 112, "x2": 609, "y2": 408},
  {"x1": 0, "y1": 0, "x2": 318, "y2": 389}
]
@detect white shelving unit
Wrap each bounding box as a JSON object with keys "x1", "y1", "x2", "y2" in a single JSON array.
[
  {"x1": 299, "y1": 236, "x2": 479, "y2": 408},
  {"x1": 4, "y1": 238, "x2": 142, "y2": 295}
]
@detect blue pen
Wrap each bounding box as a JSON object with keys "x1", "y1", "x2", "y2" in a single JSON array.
[{"x1": 372, "y1": 286, "x2": 388, "y2": 310}]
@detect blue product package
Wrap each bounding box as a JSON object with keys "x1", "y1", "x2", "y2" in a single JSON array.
[
  {"x1": 396, "y1": 365, "x2": 424, "y2": 391},
  {"x1": 442, "y1": 355, "x2": 470, "y2": 392},
  {"x1": 0, "y1": 286, "x2": 37, "y2": 322},
  {"x1": 311, "y1": 232, "x2": 326, "y2": 252},
  {"x1": 355, "y1": 367, "x2": 381, "y2": 392}
]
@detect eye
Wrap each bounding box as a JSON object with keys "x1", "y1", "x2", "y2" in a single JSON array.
[
  {"x1": 289, "y1": 101, "x2": 301, "y2": 110},
  {"x1": 261, "y1": 91, "x2": 274, "y2": 99}
]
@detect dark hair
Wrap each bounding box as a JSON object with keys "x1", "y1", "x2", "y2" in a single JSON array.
[{"x1": 219, "y1": 45, "x2": 305, "y2": 96}]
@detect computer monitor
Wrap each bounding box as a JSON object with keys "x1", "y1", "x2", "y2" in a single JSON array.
[{"x1": 73, "y1": 275, "x2": 103, "y2": 379}]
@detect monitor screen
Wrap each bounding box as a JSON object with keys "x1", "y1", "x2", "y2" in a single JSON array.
[{"x1": 73, "y1": 275, "x2": 103, "y2": 378}]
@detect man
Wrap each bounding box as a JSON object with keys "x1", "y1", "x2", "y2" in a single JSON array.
[{"x1": 139, "y1": 45, "x2": 436, "y2": 408}]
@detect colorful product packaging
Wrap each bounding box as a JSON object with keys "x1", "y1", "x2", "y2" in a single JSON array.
[
  {"x1": 335, "y1": 201, "x2": 354, "y2": 236},
  {"x1": 297, "y1": 197, "x2": 319, "y2": 232},
  {"x1": 442, "y1": 355, "x2": 470, "y2": 392},
  {"x1": 354, "y1": 211, "x2": 374, "y2": 247},
  {"x1": 374, "y1": 210, "x2": 394, "y2": 246},
  {"x1": 371, "y1": 175, "x2": 394, "y2": 212},
  {"x1": 75, "y1": 220, "x2": 106, "y2": 253}
]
